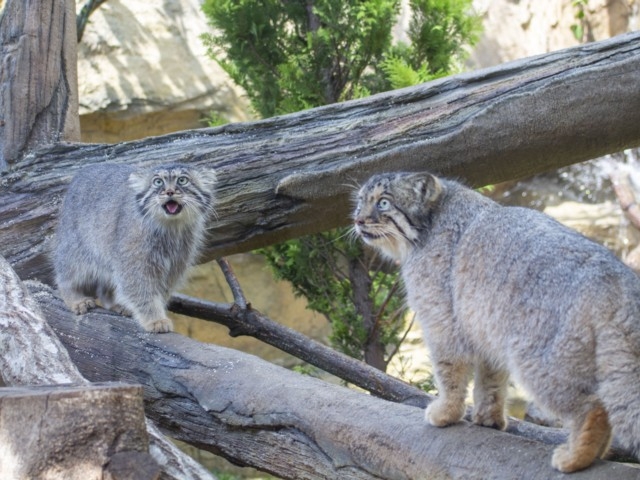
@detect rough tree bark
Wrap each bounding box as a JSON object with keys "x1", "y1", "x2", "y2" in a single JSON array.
[
  {"x1": 0, "y1": 255, "x2": 217, "y2": 480},
  {"x1": 3, "y1": 0, "x2": 640, "y2": 477},
  {"x1": 2, "y1": 31, "x2": 640, "y2": 282},
  {"x1": 27, "y1": 278, "x2": 640, "y2": 480},
  {"x1": 0, "y1": 0, "x2": 80, "y2": 170},
  {"x1": 0, "y1": 383, "x2": 159, "y2": 480}
]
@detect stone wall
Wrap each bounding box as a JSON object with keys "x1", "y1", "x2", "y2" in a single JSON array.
[{"x1": 76, "y1": 0, "x2": 252, "y2": 143}]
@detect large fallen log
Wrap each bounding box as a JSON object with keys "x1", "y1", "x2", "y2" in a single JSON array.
[
  {"x1": 27, "y1": 280, "x2": 640, "y2": 480},
  {"x1": 3, "y1": 31, "x2": 640, "y2": 282}
]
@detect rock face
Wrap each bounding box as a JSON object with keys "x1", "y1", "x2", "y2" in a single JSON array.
[
  {"x1": 76, "y1": 0, "x2": 251, "y2": 143},
  {"x1": 469, "y1": 0, "x2": 636, "y2": 68}
]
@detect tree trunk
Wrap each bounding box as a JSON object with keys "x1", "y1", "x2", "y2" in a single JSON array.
[
  {"x1": 0, "y1": 0, "x2": 80, "y2": 170},
  {"x1": 2, "y1": 32, "x2": 640, "y2": 282},
  {"x1": 28, "y1": 279, "x2": 640, "y2": 480},
  {"x1": 349, "y1": 253, "x2": 387, "y2": 371},
  {"x1": 3, "y1": 1, "x2": 640, "y2": 476}
]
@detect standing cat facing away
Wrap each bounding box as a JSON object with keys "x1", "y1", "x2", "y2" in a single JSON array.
[
  {"x1": 353, "y1": 171, "x2": 640, "y2": 473},
  {"x1": 53, "y1": 163, "x2": 217, "y2": 333}
]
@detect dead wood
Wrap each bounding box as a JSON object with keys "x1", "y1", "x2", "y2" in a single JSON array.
[
  {"x1": 167, "y1": 260, "x2": 634, "y2": 464},
  {"x1": 0, "y1": 0, "x2": 80, "y2": 169},
  {"x1": 23, "y1": 279, "x2": 639, "y2": 480},
  {"x1": 0, "y1": 255, "x2": 217, "y2": 480},
  {"x1": 168, "y1": 259, "x2": 427, "y2": 406},
  {"x1": 0, "y1": 383, "x2": 159, "y2": 480},
  {"x1": 3, "y1": 32, "x2": 640, "y2": 282}
]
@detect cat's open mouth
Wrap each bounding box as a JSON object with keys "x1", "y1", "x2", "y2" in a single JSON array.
[
  {"x1": 163, "y1": 200, "x2": 183, "y2": 215},
  {"x1": 359, "y1": 231, "x2": 382, "y2": 241}
]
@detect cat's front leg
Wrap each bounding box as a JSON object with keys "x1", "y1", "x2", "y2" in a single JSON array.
[
  {"x1": 134, "y1": 297, "x2": 173, "y2": 333},
  {"x1": 425, "y1": 359, "x2": 470, "y2": 427},
  {"x1": 131, "y1": 292, "x2": 173, "y2": 333},
  {"x1": 472, "y1": 361, "x2": 509, "y2": 430},
  {"x1": 113, "y1": 282, "x2": 173, "y2": 333}
]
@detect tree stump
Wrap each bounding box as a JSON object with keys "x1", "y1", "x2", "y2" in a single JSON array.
[{"x1": 0, "y1": 383, "x2": 159, "y2": 480}]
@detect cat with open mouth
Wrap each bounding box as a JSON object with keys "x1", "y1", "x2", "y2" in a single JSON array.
[{"x1": 52, "y1": 163, "x2": 217, "y2": 333}]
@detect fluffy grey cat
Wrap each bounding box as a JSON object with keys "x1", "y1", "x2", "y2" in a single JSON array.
[
  {"x1": 52, "y1": 163, "x2": 217, "y2": 333},
  {"x1": 353, "y1": 171, "x2": 640, "y2": 473}
]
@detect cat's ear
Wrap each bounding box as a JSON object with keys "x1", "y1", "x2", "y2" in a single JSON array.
[
  {"x1": 410, "y1": 173, "x2": 443, "y2": 205},
  {"x1": 195, "y1": 168, "x2": 218, "y2": 192},
  {"x1": 128, "y1": 170, "x2": 150, "y2": 194}
]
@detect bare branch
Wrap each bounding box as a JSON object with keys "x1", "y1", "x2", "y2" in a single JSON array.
[
  {"x1": 216, "y1": 258, "x2": 248, "y2": 309},
  {"x1": 168, "y1": 292, "x2": 425, "y2": 405},
  {"x1": 76, "y1": 0, "x2": 108, "y2": 42},
  {"x1": 611, "y1": 170, "x2": 640, "y2": 230}
]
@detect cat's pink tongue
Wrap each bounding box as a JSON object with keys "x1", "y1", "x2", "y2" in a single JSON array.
[{"x1": 166, "y1": 201, "x2": 179, "y2": 214}]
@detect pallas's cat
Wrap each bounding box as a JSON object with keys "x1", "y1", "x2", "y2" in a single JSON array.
[
  {"x1": 53, "y1": 163, "x2": 217, "y2": 333},
  {"x1": 353, "y1": 171, "x2": 640, "y2": 473}
]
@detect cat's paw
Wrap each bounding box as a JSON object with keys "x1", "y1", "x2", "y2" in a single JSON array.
[
  {"x1": 551, "y1": 444, "x2": 594, "y2": 473},
  {"x1": 472, "y1": 405, "x2": 507, "y2": 430},
  {"x1": 71, "y1": 298, "x2": 96, "y2": 315},
  {"x1": 143, "y1": 318, "x2": 174, "y2": 333},
  {"x1": 425, "y1": 399, "x2": 465, "y2": 427},
  {"x1": 110, "y1": 304, "x2": 132, "y2": 316}
]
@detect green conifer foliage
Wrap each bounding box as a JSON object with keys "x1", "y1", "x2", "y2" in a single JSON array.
[{"x1": 202, "y1": 0, "x2": 480, "y2": 372}]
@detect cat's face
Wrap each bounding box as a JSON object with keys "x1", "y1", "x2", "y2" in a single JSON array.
[
  {"x1": 353, "y1": 172, "x2": 443, "y2": 262},
  {"x1": 129, "y1": 165, "x2": 217, "y2": 225}
]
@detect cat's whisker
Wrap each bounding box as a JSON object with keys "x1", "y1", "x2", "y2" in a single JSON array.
[{"x1": 325, "y1": 227, "x2": 357, "y2": 245}]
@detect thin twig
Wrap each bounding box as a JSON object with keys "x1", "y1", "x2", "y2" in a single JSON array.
[
  {"x1": 611, "y1": 170, "x2": 640, "y2": 230},
  {"x1": 216, "y1": 258, "x2": 248, "y2": 309}
]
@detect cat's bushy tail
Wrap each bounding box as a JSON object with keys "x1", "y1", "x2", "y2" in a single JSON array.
[{"x1": 596, "y1": 313, "x2": 640, "y2": 459}]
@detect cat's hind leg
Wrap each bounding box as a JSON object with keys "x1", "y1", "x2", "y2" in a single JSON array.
[
  {"x1": 551, "y1": 397, "x2": 612, "y2": 473},
  {"x1": 97, "y1": 284, "x2": 132, "y2": 316},
  {"x1": 57, "y1": 282, "x2": 96, "y2": 315},
  {"x1": 425, "y1": 359, "x2": 471, "y2": 427},
  {"x1": 472, "y1": 361, "x2": 509, "y2": 430}
]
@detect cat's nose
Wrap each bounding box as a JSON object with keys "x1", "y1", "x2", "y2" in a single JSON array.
[
  {"x1": 355, "y1": 218, "x2": 365, "y2": 225},
  {"x1": 165, "y1": 189, "x2": 175, "y2": 196}
]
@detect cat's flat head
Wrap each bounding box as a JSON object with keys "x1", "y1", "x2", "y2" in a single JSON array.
[
  {"x1": 353, "y1": 172, "x2": 443, "y2": 262},
  {"x1": 129, "y1": 164, "x2": 217, "y2": 225}
]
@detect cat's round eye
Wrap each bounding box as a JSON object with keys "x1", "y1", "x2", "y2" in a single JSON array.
[
  {"x1": 177, "y1": 176, "x2": 190, "y2": 186},
  {"x1": 377, "y1": 199, "x2": 391, "y2": 211},
  {"x1": 153, "y1": 178, "x2": 164, "y2": 187}
]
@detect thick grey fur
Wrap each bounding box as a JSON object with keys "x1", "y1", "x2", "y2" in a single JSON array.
[
  {"x1": 52, "y1": 163, "x2": 217, "y2": 333},
  {"x1": 354, "y1": 171, "x2": 640, "y2": 473}
]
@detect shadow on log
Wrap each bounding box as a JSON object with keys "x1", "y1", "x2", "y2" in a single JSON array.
[{"x1": 28, "y1": 281, "x2": 640, "y2": 480}]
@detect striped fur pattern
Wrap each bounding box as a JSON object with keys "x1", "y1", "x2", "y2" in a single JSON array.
[
  {"x1": 52, "y1": 163, "x2": 217, "y2": 333},
  {"x1": 354, "y1": 171, "x2": 640, "y2": 473}
]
